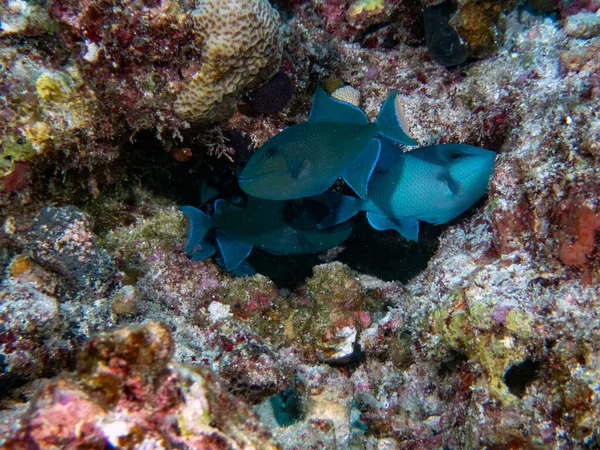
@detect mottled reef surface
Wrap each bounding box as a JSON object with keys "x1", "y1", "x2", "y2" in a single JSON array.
[{"x1": 1, "y1": 0, "x2": 599, "y2": 448}]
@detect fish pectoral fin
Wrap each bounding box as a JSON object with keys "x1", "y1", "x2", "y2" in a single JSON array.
[
  {"x1": 308, "y1": 85, "x2": 369, "y2": 125},
  {"x1": 290, "y1": 158, "x2": 311, "y2": 180},
  {"x1": 342, "y1": 139, "x2": 381, "y2": 200},
  {"x1": 310, "y1": 193, "x2": 364, "y2": 228},
  {"x1": 366, "y1": 213, "x2": 420, "y2": 242},
  {"x1": 298, "y1": 223, "x2": 352, "y2": 251},
  {"x1": 215, "y1": 229, "x2": 254, "y2": 272},
  {"x1": 438, "y1": 172, "x2": 461, "y2": 195},
  {"x1": 189, "y1": 239, "x2": 216, "y2": 261},
  {"x1": 213, "y1": 198, "x2": 229, "y2": 214}
]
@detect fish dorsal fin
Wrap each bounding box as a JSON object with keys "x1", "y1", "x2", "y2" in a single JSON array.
[
  {"x1": 199, "y1": 180, "x2": 219, "y2": 206},
  {"x1": 308, "y1": 86, "x2": 369, "y2": 125},
  {"x1": 213, "y1": 199, "x2": 229, "y2": 214},
  {"x1": 189, "y1": 239, "x2": 216, "y2": 261},
  {"x1": 374, "y1": 91, "x2": 418, "y2": 146},
  {"x1": 215, "y1": 229, "x2": 254, "y2": 271},
  {"x1": 366, "y1": 213, "x2": 420, "y2": 242},
  {"x1": 342, "y1": 139, "x2": 381, "y2": 200}
]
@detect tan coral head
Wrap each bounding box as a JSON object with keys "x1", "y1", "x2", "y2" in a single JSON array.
[{"x1": 174, "y1": 0, "x2": 282, "y2": 123}]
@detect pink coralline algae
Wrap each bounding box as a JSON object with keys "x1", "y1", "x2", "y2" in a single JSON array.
[
  {"x1": 17, "y1": 206, "x2": 116, "y2": 300},
  {"x1": 0, "y1": 272, "x2": 73, "y2": 390},
  {"x1": 3, "y1": 322, "x2": 281, "y2": 449},
  {"x1": 556, "y1": 195, "x2": 600, "y2": 285},
  {"x1": 49, "y1": 0, "x2": 193, "y2": 132}
]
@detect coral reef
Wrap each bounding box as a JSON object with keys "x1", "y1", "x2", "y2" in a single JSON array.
[
  {"x1": 174, "y1": 0, "x2": 283, "y2": 122},
  {"x1": 423, "y1": 3, "x2": 468, "y2": 66},
  {"x1": 0, "y1": 269, "x2": 72, "y2": 391},
  {"x1": 1, "y1": 0, "x2": 600, "y2": 449},
  {"x1": 3, "y1": 322, "x2": 281, "y2": 449},
  {"x1": 22, "y1": 206, "x2": 116, "y2": 298},
  {"x1": 0, "y1": 0, "x2": 283, "y2": 203}
]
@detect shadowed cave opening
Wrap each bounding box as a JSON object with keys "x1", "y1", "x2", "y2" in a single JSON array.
[{"x1": 107, "y1": 133, "x2": 486, "y2": 289}]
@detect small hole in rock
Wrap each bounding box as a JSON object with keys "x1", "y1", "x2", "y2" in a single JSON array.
[
  {"x1": 269, "y1": 388, "x2": 303, "y2": 427},
  {"x1": 503, "y1": 359, "x2": 541, "y2": 397}
]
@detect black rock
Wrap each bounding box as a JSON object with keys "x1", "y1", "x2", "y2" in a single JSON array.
[{"x1": 424, "y1": 3, "x2": 469, "y2": 67}]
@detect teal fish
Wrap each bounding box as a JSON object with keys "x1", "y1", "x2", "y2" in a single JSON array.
[
  {"x1": 319, "y1": 142, "x2": 496, "y2": 241},
  {"x1": 181, "y1": 194, "x2": 352, "y2": 275},
  {"x1": 238, "y1": 86, "x2": 418, "y2": 200}
]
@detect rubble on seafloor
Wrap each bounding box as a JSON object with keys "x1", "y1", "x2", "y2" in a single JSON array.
[{"x1": 0, "y1": 0, "x2": 599, "y2": 448}]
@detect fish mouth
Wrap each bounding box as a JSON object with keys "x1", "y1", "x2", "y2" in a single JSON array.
[{"x1": 238, "y1": 170, "x2": 287, "y2": 183}]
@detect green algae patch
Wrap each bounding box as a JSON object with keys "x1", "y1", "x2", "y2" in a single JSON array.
[
  {"x1": 102, "y1": 205, "x2": 186, "y2": 272},
  {"x1": 218, "y1": 262, "x2": 383, "y2": 363},
  {"x1": 348, "y1": 0, "x2": 385, "y2": 16},
  {"x1": 431, "y1": 292, "x2": 541, "y2": 404},
  {"x1": 1, "y1": 47, "x2": 100, "y2": 182},
  {"x1": 1, "y1": 135, "x2": 37, "y2": 179}
]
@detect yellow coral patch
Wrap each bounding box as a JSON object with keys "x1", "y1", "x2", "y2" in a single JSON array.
[
  {"x1": 36, "y1": 73, "x2": 70, "y2": 103},
  {"x1": 348, "y1": 0, "x2": 385, "y2": 16},
  {"x1": 25, "y1": 121, "x2": 52, "y2": 145}
]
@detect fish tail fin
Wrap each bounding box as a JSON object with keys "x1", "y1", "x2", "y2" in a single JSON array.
[
  {"x1": 180, "y1": 206, "x2": 213, "y2": 254},
  {"x1": 313, "y1": 193, "x2": 365, "y2": 229},
  {"x1": 374, "y1": 91, "x2": 418, "y2": 146}
]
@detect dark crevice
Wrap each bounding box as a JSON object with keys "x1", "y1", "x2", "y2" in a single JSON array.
[
  {"x1": 503, "y1": 359, "x2": 541, "y2": 397},
  {"x1": 269, "y1": 388, "x2": 303, "y2": 427},
  {"x1": 44, "y1": 130, "x2": 491, "y2": 291}
]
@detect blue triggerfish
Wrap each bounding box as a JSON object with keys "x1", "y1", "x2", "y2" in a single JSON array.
[
  {"x1": 318, "y1": 142, "x2": 496, "y2": 241},
  {"x1": 238, "y1": 86, "x2": 418, "y2": 201},
  {"x1": 180, "y1": 194, "x2": 353, "y2": 275}
]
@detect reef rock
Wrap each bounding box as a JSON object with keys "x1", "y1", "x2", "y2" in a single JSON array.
[{"x1": 3, "y1": 322, "x2": 281, "y2": 449}]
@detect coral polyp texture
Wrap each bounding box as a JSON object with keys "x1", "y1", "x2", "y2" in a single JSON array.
[
  {"x1": 174, "y1": 0, "x2": 283, "y2": 122},
  {"x1": 1, "y1": 0, "x2": 600, "y2": 449}
]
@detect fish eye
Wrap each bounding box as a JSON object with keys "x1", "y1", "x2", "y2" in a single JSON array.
[
  {"x1": 451, "y1": 152, "x2": 462, "y2": 160},
  {"x1": 266, "y1": 148, "x2": 276, "y2": 157}
]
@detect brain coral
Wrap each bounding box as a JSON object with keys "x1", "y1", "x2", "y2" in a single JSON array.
[{"x1": 174, "y1": 0, "x2": 282, "y2": 122}]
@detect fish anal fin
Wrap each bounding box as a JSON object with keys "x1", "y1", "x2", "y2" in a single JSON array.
[
  {"x1": 366, "y1": 213, "x2": 419, "y2": 242},
  {"x1": 215, "y1": 229, "x2": 254, "y2": 271}
]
